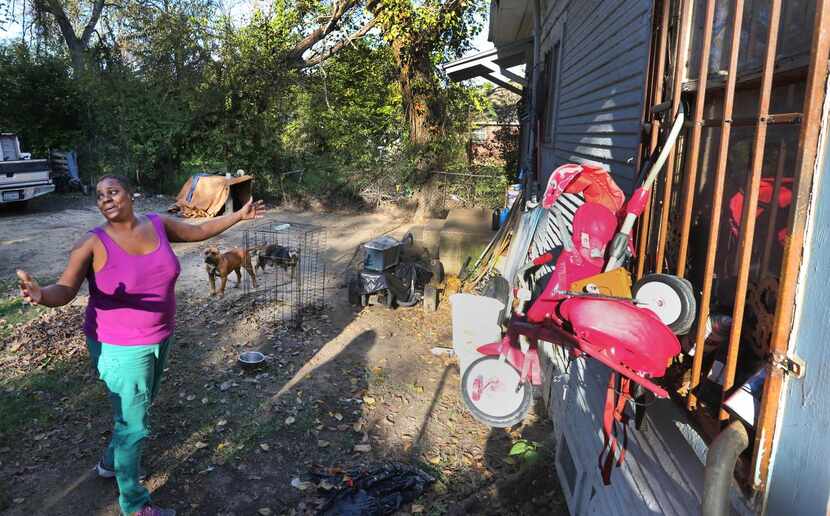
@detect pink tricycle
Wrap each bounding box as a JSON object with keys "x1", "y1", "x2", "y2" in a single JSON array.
[{"x1": 461, "y1": 108, "x2": 695, "y2": 483}]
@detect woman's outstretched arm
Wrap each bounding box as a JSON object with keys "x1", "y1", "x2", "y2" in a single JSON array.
[
  {"x1": 18, "y1": 235, "x2": 95, "y2": 307},
  {"x1": 161, "y1": 198, "x2": 265, "y2": 243}
]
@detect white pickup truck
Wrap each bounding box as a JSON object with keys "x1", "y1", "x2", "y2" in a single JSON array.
[{"x1": 0, "y1": 133, "x2": 54, "y2": 206}]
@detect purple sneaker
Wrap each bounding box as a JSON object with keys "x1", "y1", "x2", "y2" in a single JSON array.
[{"x1": 134, "y1": 506, "x2": 176, "y2": 516}]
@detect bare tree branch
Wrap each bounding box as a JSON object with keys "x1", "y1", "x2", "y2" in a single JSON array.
[
  {"x1": 80, "y1": 0, "x2": 106, "y2": 45},
  {"x1": 285, "y1": 0, "x2": 361, "y2": 62},
  {"x1": 303, "y1": 17, "x2": 377, "y2": 67}
]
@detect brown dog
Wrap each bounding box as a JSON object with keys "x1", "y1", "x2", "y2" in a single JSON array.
[
  {"x1": 204, "y1": 247, "x2": 257, "y2": 297},
  {"x1": 253, "y1": 243, "x2": 300, "y2": 279}
]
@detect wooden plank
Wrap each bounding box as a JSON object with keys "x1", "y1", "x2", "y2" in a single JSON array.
[
  {"x1": 555, "y1": 140, "x2": 640, "y2": 163},
  {"x1": 561, "y1": 48, "x2": 648, "y2": 98},
  {"x1": 560, "y1": 0, "x2": 648, "y2": 73},
  {"x1": 562, "y1": 12, "x2": 651, "y2": 83},
  {"x1": 555, "y1": 133, "x2": 641, "y2": 149},
  {"x1": 553, "y1": 120, "x2": 642, "y2": 134},
  {"x1": 557, "y1": 105, "x2": 643, "y2": 124},
  {"x1": 557, "y1": 91, "x2": 645, "y2": 119},
  {"x1": 560, "y1": 65, "x2": 647, "y2": 109}
]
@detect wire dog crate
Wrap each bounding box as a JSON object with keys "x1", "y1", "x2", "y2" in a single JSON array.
[{"x1": 243, "y1": 221, "x2": 326, "y2": 328}]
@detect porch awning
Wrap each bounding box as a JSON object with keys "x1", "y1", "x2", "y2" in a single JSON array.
[{"x1": 443, "y1": 38, "x2": 531, "y2": 94}]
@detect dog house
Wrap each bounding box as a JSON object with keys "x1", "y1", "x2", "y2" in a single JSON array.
[{"x1": 169, "y1": 173, "x2": 253, "y2": 218}]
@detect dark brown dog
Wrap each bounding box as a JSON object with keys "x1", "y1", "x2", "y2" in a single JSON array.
[
  {"x1": 253, "y1": 243, "x2": 299, "y2": 278},
  {"x1": 204, "y1": 247, "x2": 257, "y2": 297}
]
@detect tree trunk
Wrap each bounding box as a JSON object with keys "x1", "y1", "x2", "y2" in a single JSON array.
[
  {"x1": 391, "y1": 41, "x2": 445, "y2": 221},
  {"x1": 66, "y1": 38, "x2": 87, "y2": 77}
]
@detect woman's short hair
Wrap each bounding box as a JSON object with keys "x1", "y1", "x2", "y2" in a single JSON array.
[{"x1": 97, "y1": 175, "x2": 134, "y2": 195}]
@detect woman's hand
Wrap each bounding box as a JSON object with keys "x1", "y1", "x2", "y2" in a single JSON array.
[
  {"x1": 238, "y1": 198, "x2": 266, "y2": 221},
  {"x1": 17, "y1": 269, "x2": 42, "y2": 305}
]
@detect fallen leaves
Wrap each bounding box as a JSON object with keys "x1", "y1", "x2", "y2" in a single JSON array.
[{"x1": 353, "y1": 443, "x2": 372, "y2": 453}]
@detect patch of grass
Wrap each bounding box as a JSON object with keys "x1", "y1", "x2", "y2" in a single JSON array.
[
  {"x1": 0, "y1": 297, "x2": 45, "y2": 338},
  {"x1": 0, "y1": 360, "x2": 88, "y2": 438},
  {"x1": 0, "y1": 277, "x2": 51, "y2": 339}
]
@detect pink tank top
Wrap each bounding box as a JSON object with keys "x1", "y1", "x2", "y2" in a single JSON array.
[{"x1": 83, "y1": 213, "x2": 181, "y2": 345}]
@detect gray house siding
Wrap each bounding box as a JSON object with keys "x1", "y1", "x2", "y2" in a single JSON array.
[{"x1": 538, "y1": 0, "x2": 652, "y2": 193}]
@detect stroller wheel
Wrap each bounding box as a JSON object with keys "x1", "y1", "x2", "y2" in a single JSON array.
[
  {"x1": 461, "y1": 356, "x2": 532, "y2": 428},
  {"x1": 633, "y1": 273, "x2": 697, "y2": 335}
]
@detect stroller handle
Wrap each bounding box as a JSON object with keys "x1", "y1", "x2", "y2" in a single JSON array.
[
  {"x1": 604, "y1": 105, "x2": 685, "y2": 272},
  {"x1": 642, "y1": 105, "x2": 685, "y2": 192}
]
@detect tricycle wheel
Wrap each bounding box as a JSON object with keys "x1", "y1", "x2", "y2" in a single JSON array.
[
  {"x1": 461, "y1": 356, "x2": 532, "y2": 428},
  {"x1": 633, "y1": 273, "x2": 697, "y2": 335}
]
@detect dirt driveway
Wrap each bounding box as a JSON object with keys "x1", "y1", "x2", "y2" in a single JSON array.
[{"x1": 0, "y1": 195, "x2": 563, "y2": 515}]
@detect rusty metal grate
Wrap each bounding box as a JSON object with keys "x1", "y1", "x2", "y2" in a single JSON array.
[{"x1": 635, "y1": 0, "x2": 829, "y2": 495}]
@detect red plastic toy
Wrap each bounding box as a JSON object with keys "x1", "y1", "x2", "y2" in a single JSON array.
[{"x1": 461, "y1": 106, "x2": 693, "y2": 484}]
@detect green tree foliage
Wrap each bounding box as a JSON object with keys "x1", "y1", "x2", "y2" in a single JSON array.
[
  {"x1": 0, "y1": 44, "x2": 82, "y2": 154},
  {"x1": 0, "y1": 0, "x2": 500, "y2": 207}
]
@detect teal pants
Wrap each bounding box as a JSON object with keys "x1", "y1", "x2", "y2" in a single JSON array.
[{"x1": 86, "y1": 337, "x2": 172, "y2": 515}]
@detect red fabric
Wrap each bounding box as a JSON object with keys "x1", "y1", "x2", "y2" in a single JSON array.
[
  {"x1": 542, "y1": 164, "x2": 626, "y2": 216},
  {"x1": 564, "y1": 165, "x2": 626, "y2": 216},
  {"x1": 542, "y1": 164, "x2": 583, "y2": 209},
  {"x1": 599, "y1": 373, "x2": 631, "y2": 485},
  {"x1": 728, "y1": 178, "x2": 793, "y2": 245}
]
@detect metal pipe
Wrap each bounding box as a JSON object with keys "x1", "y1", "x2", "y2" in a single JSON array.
[
  {"x1": 687, "y1": 0, "x2": 746, "y2": 411},
  {"x1": 655, "y1": 0, "x2": 693, "y2": 273},
  {"x1": 677, "y1": 0, "x2": 717, "y2": 277},
  {"x1": 752, "y1": 0, "x2": 830, "y2": 493},
  {"x1": 637, "y1": 0, "x2": 671, "y2": 280},
  {"x1": 719, "y1": 0, "x2": 783, "y2": 421},
  {"x1": 702, "y1": 420, "x2": 750, "y2": 516},
  {"x1": 695, "y1": 112, "x2": 803, "y2": 127}
]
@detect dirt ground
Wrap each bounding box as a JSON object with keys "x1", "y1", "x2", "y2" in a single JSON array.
[{"x1": 0, "y1": 194, "x2": 565, "y2": 515}]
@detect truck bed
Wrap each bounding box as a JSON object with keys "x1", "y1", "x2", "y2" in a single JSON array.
[{"x1": 1, "y1": 158, "x2": 53, "y2": 203}]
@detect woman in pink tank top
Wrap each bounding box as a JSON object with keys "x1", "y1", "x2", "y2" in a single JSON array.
[{"x1": 16, "y1": 175, "x2": 264, "y2": 516}]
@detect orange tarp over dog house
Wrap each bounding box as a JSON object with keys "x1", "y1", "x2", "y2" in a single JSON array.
[{"x1": 169, "y1": 174, "x2": 253, "y2": 218}]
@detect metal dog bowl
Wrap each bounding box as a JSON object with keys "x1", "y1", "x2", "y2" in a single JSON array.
[{"x1": 238, "y1": 351, "x2": 266, "y2": 371}]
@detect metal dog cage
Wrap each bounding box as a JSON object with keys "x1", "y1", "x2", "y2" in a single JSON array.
[{"x1": 242, "y1": 221, "x2": 326, "y2": 328}]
